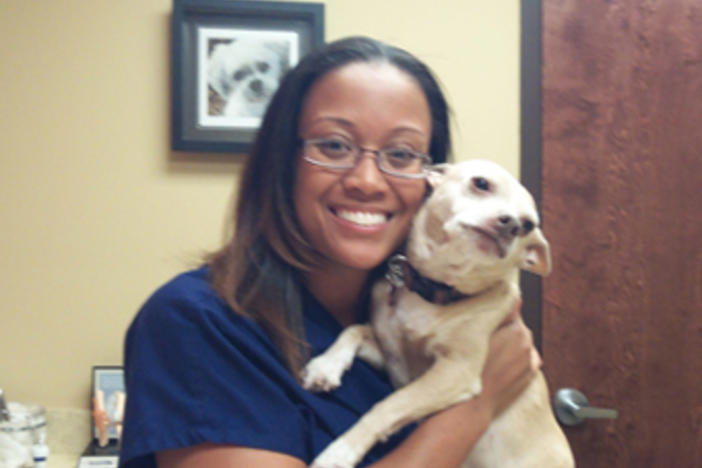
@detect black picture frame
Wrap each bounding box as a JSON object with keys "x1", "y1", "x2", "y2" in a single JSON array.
[{"x1": 171, "y1": 0, "x2": 325, "y2": 153}]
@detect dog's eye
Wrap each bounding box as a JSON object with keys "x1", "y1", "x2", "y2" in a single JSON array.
[
  {"x1": 233, "y1": 68, "x2": 251, "y2": 81},
  {"x1": 522, "y1": 220, "x2": 535, "y2": 234},
  {"x1": 256, "y1": 62, "x2": 270, "y2": 73},
  {"x1": 471, "y1": 177, "x2": 491, "y2": 192}
]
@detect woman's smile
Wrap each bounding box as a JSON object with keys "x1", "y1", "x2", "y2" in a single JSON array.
[{"x1": 331, "y1": 207, "x2": 391, "y2": 228}]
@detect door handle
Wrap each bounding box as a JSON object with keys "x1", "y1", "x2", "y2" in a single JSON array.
[{"x1": 554, "y1": 388, "x2": 618, "y2": 426}]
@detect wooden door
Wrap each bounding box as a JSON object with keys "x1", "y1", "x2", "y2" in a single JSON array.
[{"x1": 521, "y1": 1, "x2": 702, "y2": 466}]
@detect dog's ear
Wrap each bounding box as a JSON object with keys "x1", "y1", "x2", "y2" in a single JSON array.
[
  {"x1": 427, "y1": 164, "x2": 450, "y2": 188},
  {"x1": 520, "y1": 228, "x2": 552, "y2": 276}
]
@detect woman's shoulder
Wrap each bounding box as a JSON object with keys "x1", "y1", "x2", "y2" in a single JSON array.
[
  {"x1": 145, "y1": 266, "x2": 218, "y2": 306},
  {"x1": 127, "y1": 266, "x2": 274, "y2": 352},
  {"x1": 121, "y1": 270, "x2": 309, "y2": 466},
  {"x1": 126, "y1": 266, "x2": 234, "y2": 345},
  {"x1": 134, "y1": 266, "x2": 227, "y2": 322}
]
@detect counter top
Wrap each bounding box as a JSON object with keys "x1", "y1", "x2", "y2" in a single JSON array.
[
  {"x1": 46, "y1": 407, "x2": 90, "y2": 468},
  {"x1": 49, "y1": 453, "x2": 80, "y2": 468}
]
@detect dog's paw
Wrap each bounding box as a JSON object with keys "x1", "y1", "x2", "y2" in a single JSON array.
[
  {"x1": 310, "y1": 438, "x2": 360, "y2": 468},
  {"x1": 301, "y1": 354, "x2": 349, "y2": 392},
  {"x1": 459, "y1": 379, "x2": 483, "y2": 402}
]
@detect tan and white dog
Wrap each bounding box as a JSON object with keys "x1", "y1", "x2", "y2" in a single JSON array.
[{"x1": 302, "y1": 160, "x2": 575, "y2": 468}]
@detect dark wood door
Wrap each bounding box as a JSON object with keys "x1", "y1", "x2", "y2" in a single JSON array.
[{"x1": 522, "y1": 1, "x2": 702, "y2": 466}]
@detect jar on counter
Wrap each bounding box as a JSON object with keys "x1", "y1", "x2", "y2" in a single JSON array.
[{"x1": 0, "y1": 402, "x2": 47, "y2": 468}]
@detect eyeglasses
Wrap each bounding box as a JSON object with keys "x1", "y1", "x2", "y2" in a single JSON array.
[{"x1": 300, "y1": 137, "x2": 432, "y2": 179}]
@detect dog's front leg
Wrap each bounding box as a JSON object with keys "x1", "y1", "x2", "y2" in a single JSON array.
[
  {"x1": 311, "y1": 357, "x2": 477, "y2": 468},
  {"x1": 302, "y1": 324, "x2": 381, "y2": 392}
]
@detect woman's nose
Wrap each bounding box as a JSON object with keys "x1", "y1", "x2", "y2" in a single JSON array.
[{"x1": 342, "y1": 152, "x2": 389, "y2": 196}]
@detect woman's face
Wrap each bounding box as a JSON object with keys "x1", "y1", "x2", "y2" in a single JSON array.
[{"x1": 293, "y1": 61, "x2": 431, "y2": 273}]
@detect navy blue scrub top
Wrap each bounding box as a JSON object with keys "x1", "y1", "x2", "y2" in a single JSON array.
[{"x1": 119, "y1": 267, "x2": 414, "y2": 467}]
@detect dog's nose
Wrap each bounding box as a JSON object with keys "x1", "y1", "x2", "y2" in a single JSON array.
[
  {"x1": 250, "y1": 79, "x2": 263, "y2": 94},
  {"x1": 496, "y1": 215, "x2": 521, "y2": 239}
]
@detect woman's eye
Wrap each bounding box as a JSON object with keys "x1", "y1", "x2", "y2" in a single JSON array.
[
  {"x1": 316, "y1": 139, "x2": 351, "y2": 158},
  {"x1": 472, "y1": 176, "x2": 491, "y2": 192},
  {"x1": 385, "y1": 149, "x2": 417, "y2": 167},
  {"x1": 321, "y1": 140, "x2": 348, "y2": 151},
  {"x1": 386, "y1": 149, "x2": 414, "y2": 160}
]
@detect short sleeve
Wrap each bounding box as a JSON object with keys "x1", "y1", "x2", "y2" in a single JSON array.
[{"x1": 119, "y1": 269, "x2": 313, "y2": 467}]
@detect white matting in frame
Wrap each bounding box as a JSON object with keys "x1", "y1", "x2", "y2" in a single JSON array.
[{"x1": 197, "y1": 28, "x2": 299, "y2": 129}]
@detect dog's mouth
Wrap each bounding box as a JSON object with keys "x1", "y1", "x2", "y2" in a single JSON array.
[
  {"x1": 245, "y1": 91, "x2": 269, "y2": 102},
  {"x1": 469, "y1": 226, "x2": 508, "y2": 258}
]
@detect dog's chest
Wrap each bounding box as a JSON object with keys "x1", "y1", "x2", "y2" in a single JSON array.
[{"x1": 372, "y1": 284, "x2": 445, "y2": 385}]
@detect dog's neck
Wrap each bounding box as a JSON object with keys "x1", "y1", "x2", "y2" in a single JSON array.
[{"x1": 385, "y1": 254, "x2": 472, "y2": 305}]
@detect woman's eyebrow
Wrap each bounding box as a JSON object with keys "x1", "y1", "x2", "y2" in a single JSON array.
[
  {"x1": 308, "y1": 116, "x2": 427, "y2": 136},
  {"x1": 307, "y1": 116, "x2": 354, "y2": 128}
]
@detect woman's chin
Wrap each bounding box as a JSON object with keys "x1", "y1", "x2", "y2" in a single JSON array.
[{"x1": 331, "y1": 246, "x2": 394, "y2": 272}]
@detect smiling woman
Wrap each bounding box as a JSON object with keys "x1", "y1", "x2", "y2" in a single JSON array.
[{"x1": 119, "y1": 36, "x2": 538, "y2": 468}]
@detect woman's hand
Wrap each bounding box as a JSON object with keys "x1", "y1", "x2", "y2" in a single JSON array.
[{"x1": 477, "y1": 298, "x2": 542, "y2": 420}]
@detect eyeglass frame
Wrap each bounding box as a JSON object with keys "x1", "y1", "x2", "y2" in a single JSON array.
[{"x1": 299, "y1": 137, "x2": 433, "y2": 179}]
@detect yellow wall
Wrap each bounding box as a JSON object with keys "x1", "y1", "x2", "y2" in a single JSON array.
[{"x1": 0, "y1": 0, "x2": 520, "y2": 408}]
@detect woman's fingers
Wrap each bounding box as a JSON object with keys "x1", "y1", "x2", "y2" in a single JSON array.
[{"x1": 481, "y1": 309, "x2": 541, "y2": 418}]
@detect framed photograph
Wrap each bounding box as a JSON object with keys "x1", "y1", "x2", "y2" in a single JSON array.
[
  {"x1": 91, "y1": 366, "x2": 125, "y2": 444},
  {"x1": 171, "y1": 0, "x2": 325, "y2": 153}
]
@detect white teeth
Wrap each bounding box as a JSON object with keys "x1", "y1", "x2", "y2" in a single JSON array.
[{"x1": 336, "y1": 210, "x2": 388, "y2": 226}]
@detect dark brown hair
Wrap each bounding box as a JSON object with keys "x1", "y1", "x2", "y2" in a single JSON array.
[{"x1": 207, "y1": 36, "x2": 452, "y2": 377}]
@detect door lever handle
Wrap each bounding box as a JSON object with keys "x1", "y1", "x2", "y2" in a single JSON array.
[{"x1": 554, "y1": 388, "x2": 618, "y2": 426}]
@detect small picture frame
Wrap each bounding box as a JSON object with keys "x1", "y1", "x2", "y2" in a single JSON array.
[
  {"x1": 171, "y1": 0, "x2": 325, "y2": 153},
  {"x1": 91, "y1": 366, "x2": 125, "y2": 444}
]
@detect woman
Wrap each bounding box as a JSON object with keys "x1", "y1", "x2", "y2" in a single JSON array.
[{"x1": 120, "y1": 36, "x2": 539, "y2": 468}]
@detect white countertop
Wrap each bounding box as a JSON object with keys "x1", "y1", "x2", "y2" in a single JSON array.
[
  {"x1": 45, "y1": 407, "x2": 91, "y2": 468},
  {"x1": 49, "y1": 453, "x2": 81, "y2": 468}
]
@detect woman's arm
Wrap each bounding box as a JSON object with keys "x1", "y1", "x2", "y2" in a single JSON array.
[{"x1": 157, "y1": 444, "x2": 307, "y2": 468}]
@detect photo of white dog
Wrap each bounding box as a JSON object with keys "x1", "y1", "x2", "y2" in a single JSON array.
[{"x1": 207, "y1": 37, "x2": 289, "y2": 120}]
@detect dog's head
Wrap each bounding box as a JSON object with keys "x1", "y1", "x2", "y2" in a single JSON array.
[
  {"x1": 407, "y1": 159, "x2": 550, "y2": 294},
  {"x1": 207, "y1": 39, "x2": 284, "y2": 107}
]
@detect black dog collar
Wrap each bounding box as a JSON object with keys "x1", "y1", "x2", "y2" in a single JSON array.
[{"x1": 385, "y1": 254, "x2": 471, "y2": 305}]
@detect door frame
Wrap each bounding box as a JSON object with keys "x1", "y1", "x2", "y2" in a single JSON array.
[{"x1": 520, "y1": 0, "x2": 544, "y2": 350}]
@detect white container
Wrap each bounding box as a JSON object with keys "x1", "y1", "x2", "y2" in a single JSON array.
[{"x1": 0, "y1": 402, "x2": 47, "y2": 468}]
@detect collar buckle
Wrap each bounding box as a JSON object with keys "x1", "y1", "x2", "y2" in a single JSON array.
[{"x1": 385, "y1": 254, "x2": 408, "y2": 288}]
